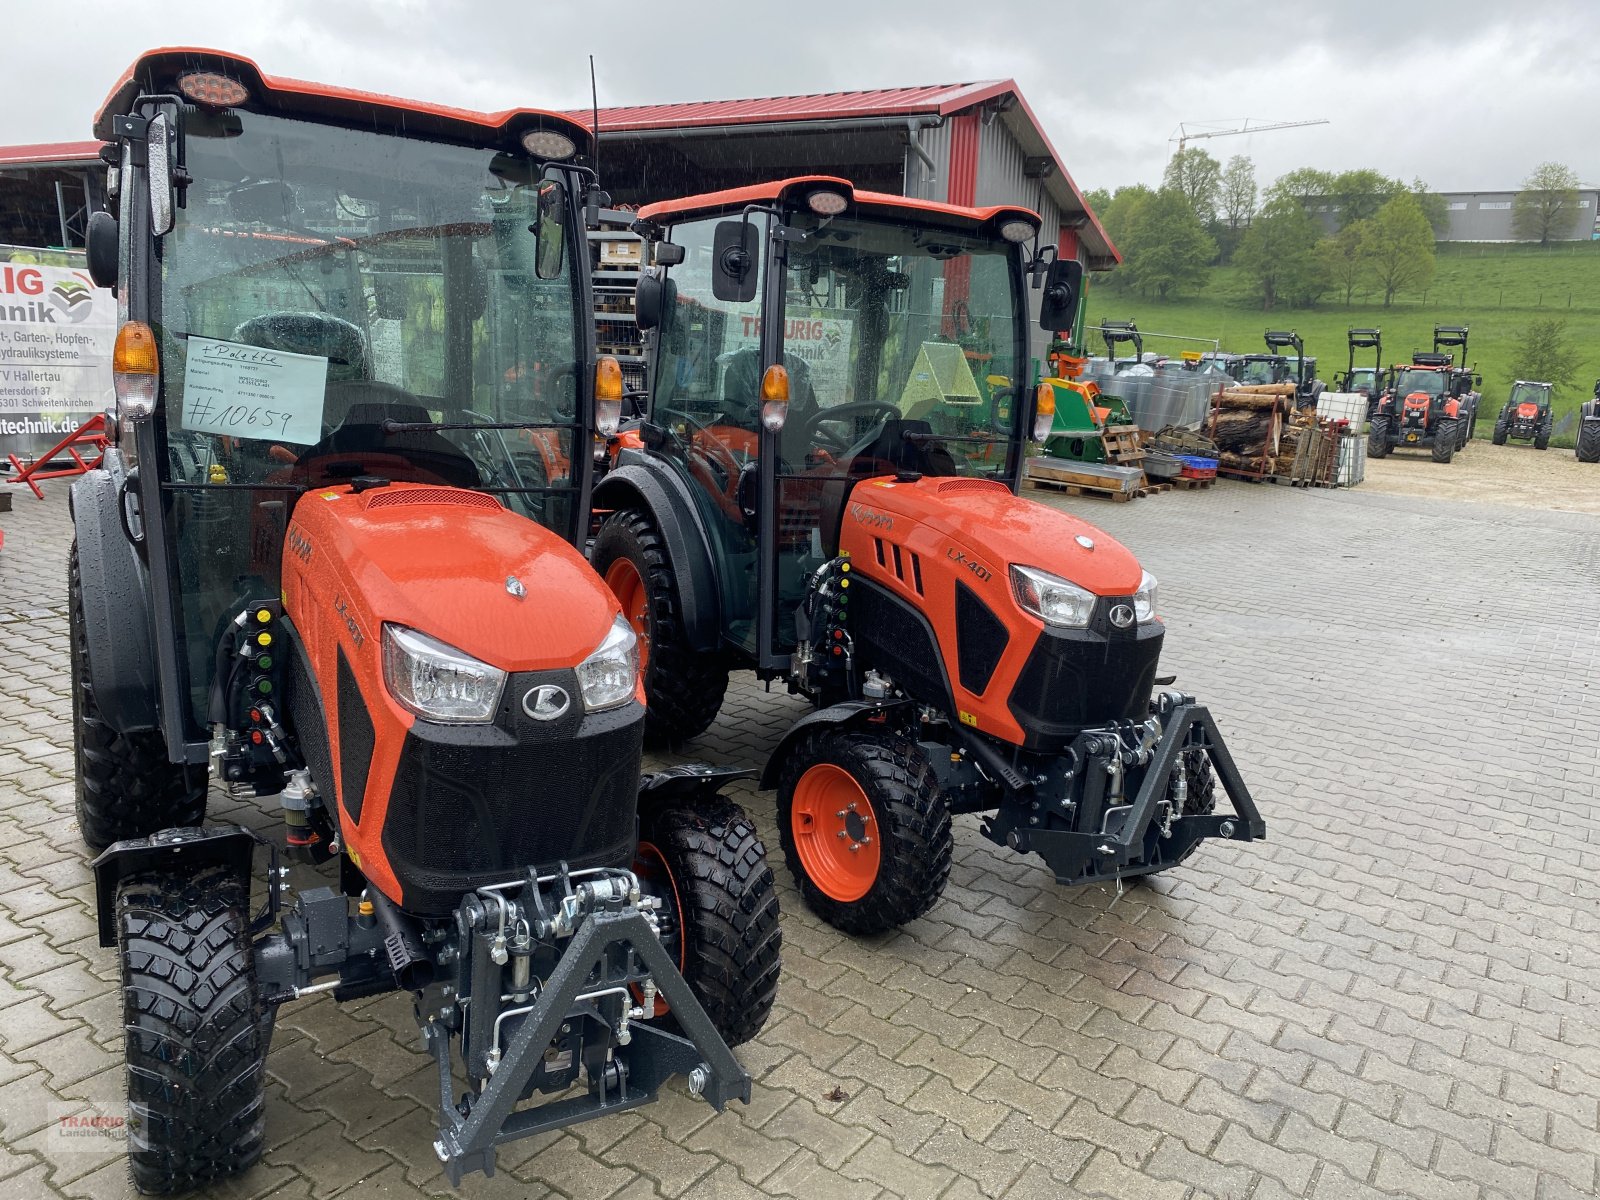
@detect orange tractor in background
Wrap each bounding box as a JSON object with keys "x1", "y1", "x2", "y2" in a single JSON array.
[
  {"x1": 1368, "y1": 325, "x2": 1482, "y2": 463},
  {"x1": 591, "y1": 177, "x2": 1264, "y2": 934}
]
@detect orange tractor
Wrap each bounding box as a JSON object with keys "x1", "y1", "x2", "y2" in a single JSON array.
[
  {"x1": 72, "y1": 49, "x2": 778, "y2": 1192},
  {"x1": 592, "y1": 177, "x2": 1264, "y2": 933}
]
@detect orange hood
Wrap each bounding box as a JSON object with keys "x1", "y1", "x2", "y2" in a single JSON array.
[
  {"x1": 845, "y1": 476, "x2": 1143, "y2": 596},
  {"x1": 285, "y1": 483, "x2": 619, "y2": 671}
]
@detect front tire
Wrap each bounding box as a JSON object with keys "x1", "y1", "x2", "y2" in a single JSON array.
[
  {"x1": 117, "y1": 866, "x2": 269, "y2": 1195},
  {"x1": 1577, "y1": 419, "x2": 1600, "y2": 463},
  {"x1": 1431, "y1": 419, "x2": 1457, "y2": 463},
  {"x1": 1367, "y1": 414, "x2": 1392, "y2": 458},
  {"x1": 70, "y1": 544, "x2": 204, "y2": 850},
  {"x1": 1534, "y1": 423, "x2": 1550, "y2": 450},
  {"x1": 1492, "y1": 416, "x2": 1508, "y2": 445},
  {"x1": 593, "y1": 508, "x2": 729, "y2": 744},
  {"x1": 777, "y1": 730, "x2": 952, "y2": 935},
  {"x1": 636, "y1": 800, "x2": 781, "y2": 1047}
]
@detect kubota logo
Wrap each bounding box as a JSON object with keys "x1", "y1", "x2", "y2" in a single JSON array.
[{"x1": 522, "y1": 684, "x2": 570, "y2": 721}]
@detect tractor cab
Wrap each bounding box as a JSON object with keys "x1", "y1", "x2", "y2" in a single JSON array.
[
  {"x1": 87, "y1": 50, "x2": 607, "y2": 756},
  {"x1": 619, "y1": 177, "x2": 1041, "y2": 673},
  {"x1": 1337, "y1": 327, "x2": 1384, "y2": 415},
  {"x1": 1493, "y1": 380, "x2": 1554, "y2": 448}
]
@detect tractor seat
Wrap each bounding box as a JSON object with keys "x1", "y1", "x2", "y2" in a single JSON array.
[
  {"x1": 847, "y1": 417, "x2": 958, "y2": 477},
  {"x1": 293, "y1": 397, "x2": 481, "y2": 490}
]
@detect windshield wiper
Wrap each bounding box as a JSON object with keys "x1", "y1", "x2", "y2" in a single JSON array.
[{"x1": 381, "y1": 417, "x2": 578, "y2": 434}]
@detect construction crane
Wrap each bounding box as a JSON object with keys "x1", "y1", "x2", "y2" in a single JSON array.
[{"x1": 1171, "y1": 118, "x2": 1330, "y2": 155}]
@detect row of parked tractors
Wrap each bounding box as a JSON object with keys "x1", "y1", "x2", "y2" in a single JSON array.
[
  {"x1": 69, "y1": 49, "x2": 1264, "y2": 1192},
  {"x1": 1338, "y1": 326, "x2": 1600, "y2": 464}
]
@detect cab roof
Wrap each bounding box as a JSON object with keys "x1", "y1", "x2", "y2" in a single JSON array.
[
  {"x1": 636, "y1": 176, "x2": 1039, "y2": 237},
  {"x1": 93, "y1": 48, "x2": 592, "y2": 156}
]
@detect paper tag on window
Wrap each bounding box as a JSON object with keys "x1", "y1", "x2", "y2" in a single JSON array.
[{"x1": 181, "y1": 336, "x2": 328, "y2": 445}]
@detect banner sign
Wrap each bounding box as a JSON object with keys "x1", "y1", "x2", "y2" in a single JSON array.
[{"x1": 0, "y1": 261, "x2": 115, "y2": 465}]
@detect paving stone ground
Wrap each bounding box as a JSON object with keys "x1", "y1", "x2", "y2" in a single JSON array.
[{"x1": 0, "y1": 476, "x2": 1596, "y2": 1199}]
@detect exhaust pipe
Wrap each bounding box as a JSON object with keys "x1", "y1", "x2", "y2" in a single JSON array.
[{"x1": 369, "y1": 889, "x2": 434, "y2": 991}]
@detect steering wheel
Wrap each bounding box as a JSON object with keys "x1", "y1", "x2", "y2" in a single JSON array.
[{"x1": 803, "y1": 402, "x2": 901, "y2": 455}]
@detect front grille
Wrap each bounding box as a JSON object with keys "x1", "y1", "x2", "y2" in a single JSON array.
[
  {"x1": 364, "y1": 488, "x2": 502, "y2": 511},
  {"x1": 1008, "y1": 603, "x2": 1164, "y2": 748},
  {"x1": 382, "y1": 681, "x2": 644, "y2": 915}
]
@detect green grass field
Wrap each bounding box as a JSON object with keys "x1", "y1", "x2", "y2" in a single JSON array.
[{"x1": 1086, "y1": 241, "x2": 1600, "y2": 441}]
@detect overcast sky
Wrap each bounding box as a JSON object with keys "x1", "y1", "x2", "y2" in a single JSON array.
[{"x1": 5, "y1": 0, "x2": 1595, "y2": 197}]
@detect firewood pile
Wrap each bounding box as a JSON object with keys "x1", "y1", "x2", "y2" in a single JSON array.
[{"x1": 1208, "y1": 383, "x2": 1293, "y2": 475}]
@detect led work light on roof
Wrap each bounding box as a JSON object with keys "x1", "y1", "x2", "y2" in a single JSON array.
[
  {"x1": 806, "y1": 190, "x2": 848, "y2": 216},
  {"x1": 999, "y1": 219, "x2": 1037, "y2": 244},
  {"x1": 521, "y1": 130, "x2": 577, "y2": 160},
  {"x1": 177, "y1": 72, "x2": 249, "y2": 108}
]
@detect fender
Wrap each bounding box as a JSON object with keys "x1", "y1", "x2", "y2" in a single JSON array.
[
  {"x1": 1581, "y1": 399, "x2": 1600, "y2": 422},
  {"x1": 68, "y1": 458, "x2": 159, "y2": 732},
  {"x1": 1444, "y1": 398, "x2": 1460, "y2": 419},
  {"x1": 89, "y1": 825, "x2": 259, "y2": 947},
  {"x1": 758, "y1": 699, "x2": 909, "y2": 789},
  {"x1": 593, "y1": 456, "x2": 722, "y2": 652}
]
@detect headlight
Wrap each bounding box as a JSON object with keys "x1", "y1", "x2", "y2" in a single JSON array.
[
  {"x1": 1010, "y1": 564, "x2": 1095, "y2": 629},
  {"x1": 1133, "y1": 570, "x2": 1158, "y2": 623},
  {"x1": 576, "y1": 615, "x2": 639, "y2": 712},
  {"x1": 382, "y1": 625, "x2": 506, "y2": 723}
]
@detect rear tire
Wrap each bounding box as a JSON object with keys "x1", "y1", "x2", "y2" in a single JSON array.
[
  {"x1": 1367, "y1": 415, "x2": 1392, "y2": 458},
  {"x1": 593, "y1": 508, "x2": 728, "y2": 744},
  {"x1": 636, "y1": 800, "x2": 781, "y2": 1047},
  {"x1": 1577, "y1": 419, "x2": 1600, "y2": 463},
  {"x1": 1492, "y1": 416, "x2": 1508, "y2": 445},
  {"x1": 777, "y1": 730, "x2": 952, "y2": 935},
  {"x1": 117, "y1": 866, "x2": 269, "y2": 1195},
  {"x1": 1172, "y1": 749, "x2": 1216, "y2": 816},
  {"x1": 1431, "y1": 419, "x2": 1457, "y2": 463},
  {"x1": 70, "y1": 544, "x2": 204, "y2": 850}
]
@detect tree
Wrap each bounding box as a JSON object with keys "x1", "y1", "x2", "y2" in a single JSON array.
[
  {"x1": 1162, "y1": 148, "x2": 1223, "y2": 225},
  {"x1": 1265, "y1": 167, "x2": 1335, "y2": 207},
  {"x1": 1328, "y1": 169, "x2": 1403, "y2": 227},
  {"x1": 1118, "y1": 187, "x2": 1216, "y2": 300},
  {"x1": 1233, "y1": 195, "x2": 1328, "y2": 309},
  {"x1": 1361, "y1": 191, "x2": 1436, "y2": 306},
  {"x1": 1513, "y1": 162, "x2": 1582, "y2": 245},
  {"x1": 1509, "y1": 318, "x2": 1581, "y2": 389},
  {"x1": 1410, "y1": 178, "x2": 1449, "y2": 237},
  {"x1": 1082, "y1": 187, "x2": 1112, "y2": 218},
  {"x1": 1219, "y1": 155, "x2": 1257, "y2": 231},
  {"x1": 1317, "y1": 220, "x2": 1373, "y2": 305}
]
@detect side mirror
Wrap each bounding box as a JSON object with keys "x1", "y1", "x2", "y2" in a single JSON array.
[
  {"x1": 534, "y1": 181, "x2": 567, "y2": 281},
  {"x1": 712, "y1": 219, "x2": 759, "y2": 304},
  {"x1": 635, "y1": 268, "x2": 664, "y2": 332},
  {"x1": 87, "y1": 210, "x2": 118, "y2": 289},
  {"x1": 147, "y1": 112, "x2": 174, "y2": 237},
  {"x1": 1037, "y1": 258, "x2": 1083, "y2": 332}
]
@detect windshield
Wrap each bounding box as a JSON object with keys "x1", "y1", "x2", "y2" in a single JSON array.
[
  {"x1": 1510, "y1": 382, "x2": 1549, "y2": 406},
  {"x1": 1239, "y1": 359, "x2": 1283, "y2": 386},
  {"x1": 1348, "y1": 368, "x2": 1376, "y2": 389},
  {"x1": 1393, "y1": 369, "x2": 1445, "y2": 397},
  {"x1": 155, "y1": 110, "x2": 584, "y2": 730}
]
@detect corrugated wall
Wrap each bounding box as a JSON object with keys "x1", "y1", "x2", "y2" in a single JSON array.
[
  {"x1": 973, "y1": 114, "x2": 1066, "y2": 364},
  {"x1": 902, "y1": 119, "x2": 951, "y2": 203}
]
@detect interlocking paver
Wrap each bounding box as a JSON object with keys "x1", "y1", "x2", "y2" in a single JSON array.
[{"x1": 5, "y1": 479, "x2": 1600, "y2": 1198}]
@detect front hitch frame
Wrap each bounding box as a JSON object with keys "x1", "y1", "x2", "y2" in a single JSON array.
[
  {"x1": 429, "y1": 905, "x2": 749, "y2": 1185},
  {"x1": 985, "y1": 699, "x2": 1265, "y2": 885}
]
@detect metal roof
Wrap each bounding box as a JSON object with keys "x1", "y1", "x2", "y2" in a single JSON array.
[
  {"x1": 572, "y1": 81, "x2": 1014, "y2": 132},
  {"x1": 0, "y1": 142, "x2": 100, "y2": 170},
  {"x1": 569, "y1": 80, "x2": 1117, "y2": 265}
]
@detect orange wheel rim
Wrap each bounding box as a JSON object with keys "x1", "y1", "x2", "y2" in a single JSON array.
[
  {"x1": 791, "y1": 764, "x2": 881, "y2": 903},
  {"x1": 604, "y1": 557, "x2": 651, "y2": 670}
]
